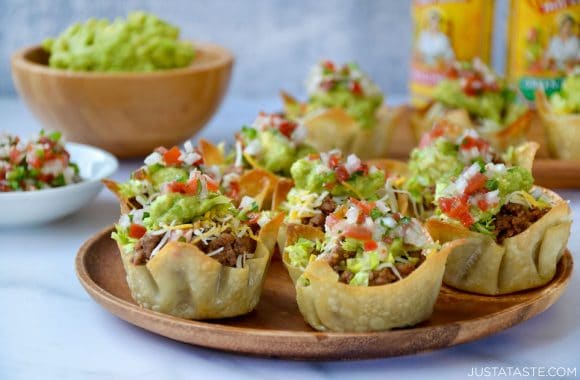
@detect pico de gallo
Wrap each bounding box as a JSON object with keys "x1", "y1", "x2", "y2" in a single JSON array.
[
  {"x1": 282, "y1": 150, "x2": 387, "y2": 226},
  {"x1": 433, "y1": 58, "x2": 528, "y2": 130},
  {"x1": 285, "y1": 198, "x2": 432, "y2": 286},
  {"x1": 405, "y1": 120, "x2": 502, "y2": 213},
  {"x1": 434, "y1": 161, "x2": 551, "y2": 241},
  {"x1": 304, "y1": 60, "x2": 384, "y2": 129},
  {"x1": 237, "y1": 112, "x2": 314, "y2": 176},
  {"x1": 0, "y1": 131, "x2": 80, "y2": 192}
]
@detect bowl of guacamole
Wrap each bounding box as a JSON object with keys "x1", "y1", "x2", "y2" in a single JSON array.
[{"x1": 11, "y1": 11, "x2": 234, "y2": 158}]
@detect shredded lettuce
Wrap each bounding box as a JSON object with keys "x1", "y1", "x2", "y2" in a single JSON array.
[{"x1": 286, "y1": 238, "x2": 320, "y2": 269}]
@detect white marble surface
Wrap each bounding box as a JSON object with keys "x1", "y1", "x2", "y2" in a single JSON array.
[{"x1": 0, "y1": 96, "x2": 579, "y2": 380}]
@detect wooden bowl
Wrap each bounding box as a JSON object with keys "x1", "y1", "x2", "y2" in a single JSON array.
[{"x1": 11, "y1": 43, "x2": 233, "y2": 158}]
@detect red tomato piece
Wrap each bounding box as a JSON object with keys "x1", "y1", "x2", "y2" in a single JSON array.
[
  {"x1": 328, "y1": 154, "x2": 340, "y2": 169},
  {"x1": 464, "y1": 173, "x2": 487, "y2": 195},
  {"x1": 278, "y1": 120, "x2": 297, "y2": 139},
  {"x1": 438, "y1": 196, "x2": 474, "y2": 228},
  {"x1": 128, "y1": 224, "x2": 147, "y2": 239},
  {"x1": 163, "y1": 146, "x2": 182, "y2": 165},
  {"x1": 322, "y1": 60, "x2": 335, "y2": 72},
  {"x1": 334, "y1": 165, "x2": 350, "y2": 182},
  {"x1": 477, "y1": 198, "x2": 489, "y2": 211},
  {"x1": 343, "y1": 225, "x2": 372, "y2": 241},
  {"x1": 364, "y1": 240, "x2": 378, "y2": 251},
  {"x1": 350, "y1": 198, "x2": 374, "y2": 216},
  {"x1": 205, "y1": 176, "x2": 219, "y2": 192},
  {"x1": 350, "y1": 81, "x2": 363, "y2": 96}
]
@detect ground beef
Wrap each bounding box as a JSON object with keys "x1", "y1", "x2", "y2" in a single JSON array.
[
  {"x1": 302, "y1": 196, "x2": 337, "y2": 229},
  {"x1": 132, "y1": 233, "x2": 163, "y2": 265},
  {"x1": 495, "y1": 203, "x2": 549, "y2": 244},
  {"x1": 197, "y1": 232, "x2": 257, "y2": 267},
  {"x1": 328, "y1": 240, "x2": 426, "y2": 286}
]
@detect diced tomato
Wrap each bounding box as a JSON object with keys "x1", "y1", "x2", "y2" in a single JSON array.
[
  {"x1": 350, "y1": 198, "x2": 374, "y2": 216},
  {"x1": 364, "y1": 240, "x2": 378, "y2": 251},
  {"x1": 205, "y1": 176, "x2": 219, "y2": 192},
  {"x1": 477, "y1": 198, "x2": 489, "y2": 211},
  {"x1": 278, "y1": 120, "x2": 297, "y2": 139},
  {"x1": 438, "y1": 196, "x2": 474, "y2": 228},
  {"x1": 328, "y1": 154, "x2": 340, "y2": 169},
  {"x1": 0, "y1": 169, "x2": 5, "y2": 180},
  {"x1": 322, "y1": 60, "x2": 335, "y2": 72},
  {"x1": 464, "y1": 173, "x2": 487, "y2": 195},
  {"x1": 38, "y1": 173, "x2": 54, "y2": 184},
  {"x1": 128, "y1": 224, "x2": 147, "y2": 239},
  {"x1": 307, "y1": 153, "x2": 320, "y2": 160},
  {"x1": 163, "y1": 146, "x2": 182, "y2": 165},
  {"x1": 445, "y1": 65, "x2": 460, "y2": 79},
  {"x1": 132, "y1": 168, "x2": 147, "y2": 180},
  {"x1": 350, "y1": 81, "x2": 363, "y2": 96},
  {"x1": 247, "y1": 212, "x2": 261, "y2": 226},
  {"x1": 419, "y1": 120, "x2": 452, "y2": 148},
  {"x1": 334, "y1": 165, "x2": 350, "y2": 182},
  {"x1": 9, "y1": 148, "x2": 21, "y2": 165},
  {"x1": 169, "y1": 179, "x2": 198, "y2": 195},
  {"x1": 462, "y1": 73, "x2": 484, "y2": 96},
  {"x1": 357, "y1": 162, "x2": 369, "y2": 175},
  {"x1": 343, "y1": 225, "x2": 372, "y2": 241},
  {"x1": 323, "y1": 181, "x2": 336, "y2": 190},
  {"x1": 460, "y1": 135, "x2": 489, "y2": 152}
]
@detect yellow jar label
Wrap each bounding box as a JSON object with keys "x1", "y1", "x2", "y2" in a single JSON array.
[
  {"x1": 507, "y1": 0, "x2": 580, "y2": 100},
  {"x1": 409, "y1": 0, "x2": 495, "y2": 107}
]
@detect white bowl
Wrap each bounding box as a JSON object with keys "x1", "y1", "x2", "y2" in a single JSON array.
[{"x1": 0, "y1": 142, "x2": 118, "y2": 226}]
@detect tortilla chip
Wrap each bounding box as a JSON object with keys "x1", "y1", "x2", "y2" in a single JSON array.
[
  {"x1": 102, "y1": 179, "x2": 136, "y2": 214},
  {"x1": 198, "y1": 138, "x2": 226, "y2": 166},
  {"x1": 348, "y1": 105, "x2": 401, "y2": 159},
  {"x1": 295, "y1": 238, "x2": 462, "y2": 332},
  {"x1": 536, "y1": 89, "x2": 580, "y2": 160},
  {"x1": 509, "y1": 141, "x2": 539, "y2": 172},
  {"x1": 426, "y1": 187, "x2": 571, "y2": 295},
  {"x1": 281, "y1": 223, "x2": 325, "y2": 285},
  {"x1": 483, "y1": 110, "x2": 533, "y2": 152},
  {"x1": 238, "y1": 168, "x2": 279, "y2": 209},
  {"x1": 280, "y1": 90, "x2": 307, "y2": 120},
  {"x1": 117, "y1": 213, "x2": 283, "y2": 319}
]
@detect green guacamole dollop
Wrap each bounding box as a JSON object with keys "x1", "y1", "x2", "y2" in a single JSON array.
[
  {"x1": 118, "y1": 166, "x2": 189, "y2": 199},
  {"x1": 147, "y1": 192, "x2": 232, "y2": 227},
  {"x1": 550, "y1": 75, "x2": 580, "y2": 114},
  {"x1": 433, "y1": 80, "x2": 526, "y2": 125},
  {"x1": 42, "y1": 11, "x2": 195, "y2": 72},
  {"x1": 290, "y1": 157, "x2": 385, "y2": 199}
]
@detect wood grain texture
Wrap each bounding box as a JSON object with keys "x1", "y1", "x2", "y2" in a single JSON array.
[
  {"x1": 389, "y1": 106, "x2": 580, "y2": 188},
  {"x1": 11, "y1": 43, "x2": 233, "y2": 158},
  {"x1": 75, "y1": 226, "x2": 573, "y2": 360}
]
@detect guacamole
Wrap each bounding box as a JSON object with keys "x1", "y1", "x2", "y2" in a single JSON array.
[
  {"x1": 550, "y1": 75, "x2": 580, "y2": 114},
  {"x1": 147, "y1": 192, "x2": 232, "y2": 227},
  {"x1": 43, "y1": 11, "x2": 195, "y2": 72},
  {"x1": 434, "y1": 60, "x2": 527, "y2": 127},
  {"x1": 239, "y1": 113, "x2": 314, "y2": 176},
  {"x1": 306, "y1": 61, "x2": 384, "y2": 129},
  {"x1": 290, "y1": 153, "x2": 385, "y2": 199}
]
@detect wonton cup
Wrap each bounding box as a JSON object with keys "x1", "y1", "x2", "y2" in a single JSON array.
[
  {"x1": 117, "y1": 213, "x2": 283, "y2": 319},
  {"x1": 281, "y1": 92, "x2": 402, "y2": 159},
  {"x1": 426, "y1": 187, "x2": 571, "y2": 296},
  {"x1": 536, "y1": 90, "x2": 580, "y2": 160},
  {"x1": 281, "y1": 223, "x2": 325, "y2": 285},
  {"x1": 294, "y1": 232, "x2": 462, "y2": 332},
  {"x1": 411, "y1": 103, "x2": 532, "y2": 152}
]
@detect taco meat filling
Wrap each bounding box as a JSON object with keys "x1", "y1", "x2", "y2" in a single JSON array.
[
  {"x1": 132, "y1": 228, "x2": 259, "y2": 267},
  {"x1": 494, "y1": 203, "x2": 549, "y2": 244},
  {"x1": 327, "y1": 238, "x2": 426, "y2": 286},
  {"x1": 301, "y1": 196, "x2": 337, "y2": 228}
]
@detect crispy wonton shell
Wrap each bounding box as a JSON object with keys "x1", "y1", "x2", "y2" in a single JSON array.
[
  {"x1": 116, "y1": 213, "x2": 283, "y2": 319},
  {"x1": 426, "y1": 187, "x2": 571, "y2": 295},
  {"x1": 411, "y1": 103, "x2": 533, "y2": 152},
  {"x1": 295, "y1": 238, "x2": 461, "y2": 332},
  {"x1": 535, "y1": 90, "x2": 580, "y2": 160},
  {"x1": 281, "y1": 92, "x2": 400, "y2": 159},
  {"x1": 281, "y1": 223, "x2": 325, "y2": 285}
]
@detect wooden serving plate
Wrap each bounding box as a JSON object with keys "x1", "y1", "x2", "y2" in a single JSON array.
[
  {"x1": 388, "y1": 106, "x2": 580, "y2": 189},
  {"x1": 76, "y1": 226, "x2": 573, "y2": 360}
]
